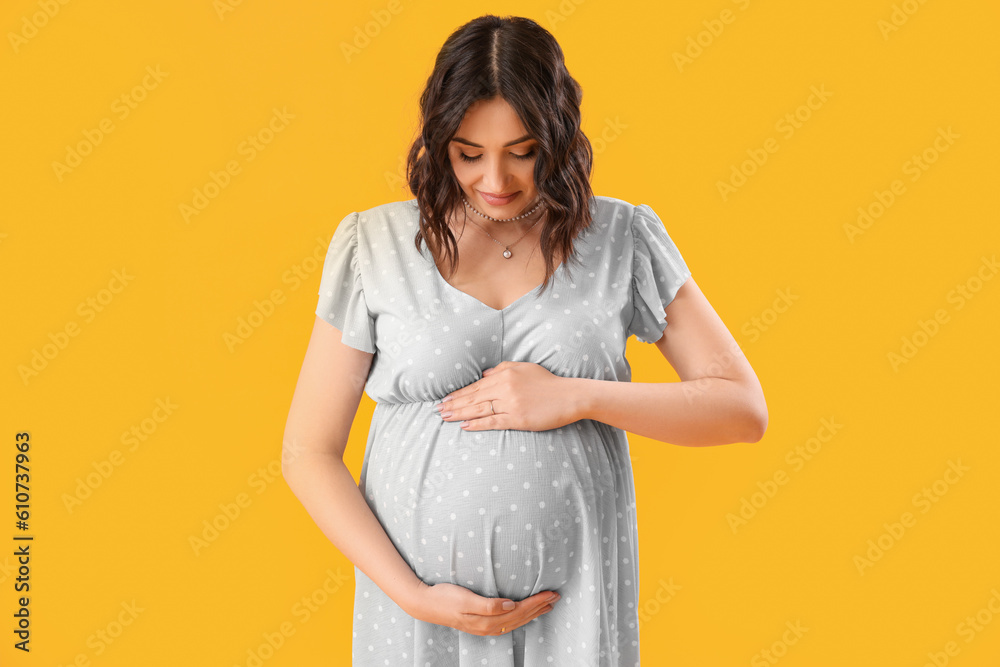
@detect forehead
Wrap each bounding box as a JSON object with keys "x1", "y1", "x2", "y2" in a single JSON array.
[{"x1": 452, "y1": 97, "x2": 531, "y2": 146}]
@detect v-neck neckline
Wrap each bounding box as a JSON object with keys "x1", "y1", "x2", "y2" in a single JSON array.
[{"x1": 413, "y1": 207, "x2": 569, "y2": 314}]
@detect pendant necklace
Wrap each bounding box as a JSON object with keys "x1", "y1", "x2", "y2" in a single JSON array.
[{"x1": 461, "y1": 196, "x2": 544, "y2": 259}]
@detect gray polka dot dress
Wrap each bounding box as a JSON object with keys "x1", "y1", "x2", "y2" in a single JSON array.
[{"x1": 315, "y1": 195, "x2": 691, "y2": 666}]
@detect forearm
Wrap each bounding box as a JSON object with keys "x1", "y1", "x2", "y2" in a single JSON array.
[
  {"x1": 567, "y1": 375, "x2": 766, "y2": 446},
  {"x1": 282, "y1": 450, "x2": 424, "y2": 613}
]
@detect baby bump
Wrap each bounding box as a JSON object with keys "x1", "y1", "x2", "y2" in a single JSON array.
[{"x1": 363, "y1": 404, "x2": 614, "y2": 600}]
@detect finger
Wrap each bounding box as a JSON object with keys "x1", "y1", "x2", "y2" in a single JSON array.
[
  {"x1": 467, "y1": 594, "x2": 559, "y2": 636},
  {"x1": 480, "y1": 591, "x2": 558, "y2": 617},
  {"x1": 440, "y1": 403, "x2": 478, "y2": 423},
  {"x1": 459, "y1": 415, "x2": 499, "y2": 431},
  {"x1": 527, "y1": 591, "x2": 560, "y2": 613},
  {"x1": 439, "y1": 384, "x2": 474, "y2": 403},
  {"x1": 438, "y1": 396, "x2": 479, "y2": 418},
  {"x1": 522, "y1": 602, "x2": 556, "y2": 624},
  {"x1": 455, "y1": 402, "x2": 500, "y2": 429},
  {"x1": 482, "y1": 597, "x2": 518, "y2": 617},
  {"x1": 514, "y1": 596, "x2": 559, "y2": 625},
  {"x1": 487, "y1": 361, "x2": 513, "y2": 374},
  {"x1": 494, "y1": 601, "x2": 556, "y2": 636}
]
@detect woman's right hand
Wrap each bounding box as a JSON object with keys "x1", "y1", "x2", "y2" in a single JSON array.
[{"x1": 405, "y1": 581, "x2": 560, "y2": 636}]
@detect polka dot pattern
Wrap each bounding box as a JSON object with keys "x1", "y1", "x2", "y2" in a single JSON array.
[{"x1": 315, "y1": 197, "x2": 691, "y2": 665}]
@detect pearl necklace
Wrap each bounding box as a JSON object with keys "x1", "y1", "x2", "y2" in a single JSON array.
[
  {"x1": 462, "y1": 196, "x2": 542, "y2": 222},
  {"x1": 461, "y1": 196, "x2": 544, "y2": 259}
]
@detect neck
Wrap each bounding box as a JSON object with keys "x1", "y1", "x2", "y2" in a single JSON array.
[
  {"x1": 466, "y1": 195, "x2": 541, "y2": 220},
  {"x1": 448, "y1": 199, "x2": 545, "y2": 235},
  {"x1": 467, "y1": 205, "x2": 544, "y2": 239}
]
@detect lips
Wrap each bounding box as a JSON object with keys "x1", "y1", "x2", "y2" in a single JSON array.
[{"x1": 480, "y1": 190, "x2": 519, "y2": 205}]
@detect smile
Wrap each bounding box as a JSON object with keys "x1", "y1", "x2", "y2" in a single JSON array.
[{"x1": 479, "y1": 191, "x2": 520, "y2": 205}]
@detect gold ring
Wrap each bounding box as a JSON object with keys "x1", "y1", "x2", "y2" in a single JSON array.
[
  {"x1": 500, "y1": 626, "x2": 506, "y2": 633},
  {"x1": 489, "y1": 400, "x2": 495, "y2": 415}
]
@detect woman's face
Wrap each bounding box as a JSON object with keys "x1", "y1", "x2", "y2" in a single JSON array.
[{"x1": 447, "y1": 96, "x2": 539, "y2": 219}]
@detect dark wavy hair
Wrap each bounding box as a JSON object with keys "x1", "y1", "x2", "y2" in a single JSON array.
[{"x1": 406, "y1": 14, "x2": 594, "y2": 294}]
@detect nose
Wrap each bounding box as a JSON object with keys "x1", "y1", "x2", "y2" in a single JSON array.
[{"x1": 481, "y1": 156, "x2": 510, "y2": 193}]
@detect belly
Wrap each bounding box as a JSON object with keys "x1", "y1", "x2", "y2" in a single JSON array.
[{"x1": 362, "y1": 401, "x2": 614, "y2": 600}]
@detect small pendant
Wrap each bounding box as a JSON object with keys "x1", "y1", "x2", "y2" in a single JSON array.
[{"x1": 503, "y1": 249, "x2": 512, "y2": 258}]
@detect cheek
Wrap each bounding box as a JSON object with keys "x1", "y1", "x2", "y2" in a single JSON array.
[
  {"x1": 516, "y1": 163, "x2": 536, "y2": 185},
  {"x1": 449, "y1": 158, "x2": 475, "y2": 183}
]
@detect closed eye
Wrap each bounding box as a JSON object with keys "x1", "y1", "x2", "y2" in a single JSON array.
[{"x1": 459, "y1": 149, "x2": 537, "y2": 163}]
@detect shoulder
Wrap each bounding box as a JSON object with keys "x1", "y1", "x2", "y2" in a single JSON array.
[
  {"x1": 356, "y1": 199, "x2": 418, "y2": 220},
  {"x1": 594, "y1": 194, "x2": 678, "y2": 236},
  {"x1": 589, "y1": 194, "x2": 650, "y2": 223},
  {"x1": 349, "y1": 199, "x2": 419, "y2": 230},
  {"x1": 345, "y1": 200, "x2": 420, "y2": 245},
  {"x1": 586, "y1": 194, "x2": 657, "y2": 239}
]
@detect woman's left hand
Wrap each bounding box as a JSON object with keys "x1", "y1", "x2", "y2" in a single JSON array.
[{"x1": 435, "y1": 361, "x2": 582, "y2": 432}]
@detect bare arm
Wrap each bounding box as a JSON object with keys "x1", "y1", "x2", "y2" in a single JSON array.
[
  {"x1": 567, "y1": 277, "x2": 768, "y2": 446},
  {"x1": 284, "y1": 316, "x2": 563, "y2": 635},
  {"x1": 282, "y1": 316, "x2": 424, "y2": 614}
]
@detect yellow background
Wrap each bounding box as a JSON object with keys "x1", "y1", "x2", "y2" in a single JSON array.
[{"x1": 3, "y1": 0, "x2": 998, "y2": 665}]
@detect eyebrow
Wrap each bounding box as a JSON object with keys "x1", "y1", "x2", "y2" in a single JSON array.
[{"x1": 450, "y1": 134, "x2": 534, "y2": 148}]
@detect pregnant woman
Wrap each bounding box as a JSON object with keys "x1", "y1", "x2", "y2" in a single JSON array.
[{"x1": 283, "y1": 14, "x2": 767, "y2": 666}]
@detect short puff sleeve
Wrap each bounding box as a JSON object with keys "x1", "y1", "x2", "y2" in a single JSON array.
[
  {"x1": 315, "y1": 211, "x2": 377, "y2": 353},
  {"x1": 627, "y1": 204, "x2": 692, "y2": 343}
]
